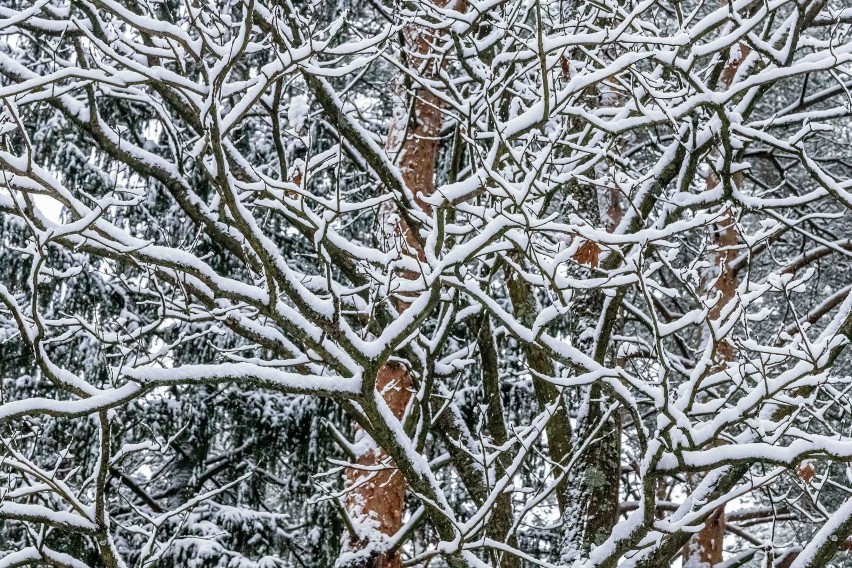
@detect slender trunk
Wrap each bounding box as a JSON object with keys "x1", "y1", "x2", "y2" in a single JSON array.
[
  {"x1": 682, "y1": 39, "x2": 749, "y2": 568},
  {"x1": 341, "y1": 363, "x2": 412, "y2": 568},
  {"x1": 507, "y1": 269, "x2": 574, "y2": 512},
  {"x1": 560, "y1": 181, "x2": 623, "y2": 562},
  {"x1": 340, "y1": 2, "x2": 465, "y2": 566},
  {"x1": 682, "y1": 199, "x2": 738, "y2": 568},
  {"x1": 170, "y1": 386, "x2": 213, "y2": 507},
  {"x1": 478, "y1": 316, "x2": 522, "y2": 568}
]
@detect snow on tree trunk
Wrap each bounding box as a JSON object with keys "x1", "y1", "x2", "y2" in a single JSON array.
[
  {"x1": 560, "y1": 179, "x2": 623, "y2": 563},
  {"x1": 506, "y1": 266, "x2": 574, "y2": 512},
  {"x1": 682, "y1": 38, "x2": 750, "y2": 568},
  {"x1": 340, "y1": 2, "x2": 465, "y2": 566},
  {"x1": 341, "y1": 363, "x2": 411, "y2": 568}
]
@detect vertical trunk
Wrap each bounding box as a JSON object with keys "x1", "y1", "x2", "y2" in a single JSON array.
[
  {"x1": 507, "y1": 270, "x2": 574, "y2": 513},
  {"x1": 478, "y1": 316, "x2": 522, "y2": 568},
  {"x1": 682, "y1": 39, "x2": 749, "y2": 568},
  {"x1": 682, "y1": 200, "x2": 738, "y2": 568},
  {"x1": 560, "y1": 385, "x2": 622, "y2": 560},
  {"x1": 341, "y1": 363, "x2": 411, "y2": 568},
  {"x1": 560, "y1": 182, "x2": 622, "y2": 562},
  {"x1": 340, "y1": 2, "x2": 465, "y2": 566},
  {"x1": 170, "y1": 386, "x2": 213, "y2": 507},
  {"x1": 683, "y1": 506, "x2": 726, "y2": 568}
]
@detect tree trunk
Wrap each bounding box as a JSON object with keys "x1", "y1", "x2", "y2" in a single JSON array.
[
  {"x1": 506, "y1": 268, "x2": 574, "y2": 512},
  {"x1": 340, "y1": 2, "x2": 465, "y2": 566},
  {"x1": 682, "y1": 38, "x2": 749, "y2": 568},
  {"x1": 560, "y1": 181, "x2": 623, "y2": 562},
  {"x1": 341, "y1": 363, "x2": 412, "y2": 568}
]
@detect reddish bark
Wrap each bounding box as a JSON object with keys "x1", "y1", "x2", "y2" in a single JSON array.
[
  {"x1": 341, "y1": 2, "x2": 466, "y2": 566},
  {"x1": 573, "y1": 239, "x2": 601, "y2": 269},
  {"x1": 683, "y1": 39, "x2": 750, "y2": 568},
  {"x1": 685, "y1": 507, "x2": 726, "y2": 567},
  {"x1": 682, "y1": 183, "x2": 740, "y2": 568}
]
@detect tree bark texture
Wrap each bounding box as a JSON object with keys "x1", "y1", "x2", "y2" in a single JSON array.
[
  {"x1": 682, "y1": 40, "x2": 750, "y2": 568},
  {"x1": 341, "y1": 2, "x2": 466, "y2": 566}
]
